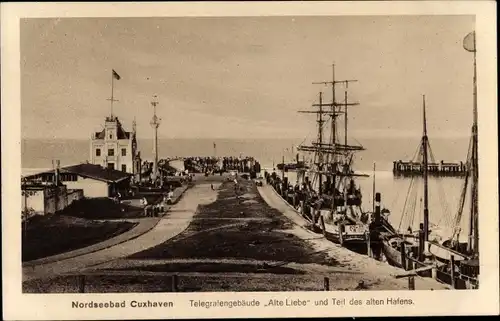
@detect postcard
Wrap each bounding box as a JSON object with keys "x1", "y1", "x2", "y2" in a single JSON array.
[{"x1": 1, "y1": 1, "x2": 498, "y2": 319}]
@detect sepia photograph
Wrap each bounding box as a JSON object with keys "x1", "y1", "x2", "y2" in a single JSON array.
[{"x1": 2, "y1": 1, "x2": 498, "y2": 319}]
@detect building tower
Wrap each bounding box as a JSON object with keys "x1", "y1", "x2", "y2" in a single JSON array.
[
  {"x1": 89, "y1": 69, "x2": 135, "y2": 173},
  {"x1": 90, "y1": 117, "x2": 135, "y2": 173},
  {"x1": 150, "y1": 95, "x2": 161, "y2": 183}
]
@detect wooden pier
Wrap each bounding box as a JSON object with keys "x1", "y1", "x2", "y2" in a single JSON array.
[{"x1": 393, "y1": 160, "x2": 467, "y2": 177}]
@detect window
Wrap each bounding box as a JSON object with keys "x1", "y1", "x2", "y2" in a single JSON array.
[
  {"x1": 109, "y1": 134, "x2": 113, "y2": 139},
  {"x1": 121, "y1": 164, "x2": 127, "y2": 172},
  {"x1": 108, "y1": 149, "x2": 114, "y2": 156},
  {"x1": 96, "y1": 148, "x2": 101, "y2": 156},
  {"x1": 121, "y1": 148, "x2": 127, "y2": 156},
  {"x1": 107, "y1": 163, "x2": 115, "y2": 170}
]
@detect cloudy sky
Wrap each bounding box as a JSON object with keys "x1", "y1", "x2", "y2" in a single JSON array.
[{"x1": 21, "y1": 15, "x2": 475, "y2": 140}]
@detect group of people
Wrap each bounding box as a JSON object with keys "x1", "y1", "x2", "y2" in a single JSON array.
[{"x1": 140, "y1": 189, "x2": 175, "y2": 217}]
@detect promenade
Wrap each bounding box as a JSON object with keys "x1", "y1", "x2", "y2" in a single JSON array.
[{"x1": 23, "y1": 181, "x2": 219, "y2": 282}]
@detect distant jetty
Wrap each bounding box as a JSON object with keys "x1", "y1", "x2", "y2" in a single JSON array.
[{"x1": 392, "y1": 160, "x2": 467, "y2": 177}]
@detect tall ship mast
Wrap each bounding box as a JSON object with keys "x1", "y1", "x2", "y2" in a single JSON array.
[{"x1": 295, "y1": 64, "x2": 371, "y2": 247}]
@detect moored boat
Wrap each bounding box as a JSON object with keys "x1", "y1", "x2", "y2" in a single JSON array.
[
  {"x1": 267, "y1": 64, "x2": 372, "y2": 249},
  {"x1": 379, "y1": 31, "x2": 480, "y2": 289}
]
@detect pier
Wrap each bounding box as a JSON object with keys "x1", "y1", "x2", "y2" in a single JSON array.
[{"x1": 393, "y1": 160, "x2": 467, "y2": 177}]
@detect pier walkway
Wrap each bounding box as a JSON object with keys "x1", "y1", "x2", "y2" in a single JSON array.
[
  {"x1": 257, "y1": 184, "x2": 449, "y2": 290},
  {"x1": 22, "y1": 182, "x2": 218, "y2": 282}
]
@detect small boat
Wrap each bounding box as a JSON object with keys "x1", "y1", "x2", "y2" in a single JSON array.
[
  {"x1": 381, "y1": 233, "x2": 420, "y2": 268},
  {"x1": 276, "y1": 161, "x2": 307, "y2": 171},
  {"x1": 381, "y1": 95, "x2": 434, "y2": 268}
]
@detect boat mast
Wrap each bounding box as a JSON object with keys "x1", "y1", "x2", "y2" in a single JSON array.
[
  {"x1": 299, "y1": 64, "x2": 362, "y2": 201},
  {"x1": 343, "y1": 90, "x2": 349, "y2": 211},
  {"x1": 318, "y1": 92, "x2": 324, "y2": 195},
  {"x1": 466, "y1": 31, "x2": 479, "y2": 255},
  {"x1": 422, "y1": 95, "x2": 430, "y2": 241},
  {"x1": 311, "y1": 64, "x2": 358, "y2": 205},
  {"x1": 331, "y1": 64, "x2": 337, "y2": 171}
]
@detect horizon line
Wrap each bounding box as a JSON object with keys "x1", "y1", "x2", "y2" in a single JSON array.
[{"x1": 21, "y1": 135, "x2": 471, "y2": 141}]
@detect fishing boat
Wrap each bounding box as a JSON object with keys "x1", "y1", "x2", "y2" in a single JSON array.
[
  {"x1": 426, "y1": 31, "x2": 480, "y2": 288},
  {"x1": 380, "y1": 95, "x2": 432, "y2": 269},
  {"x1": 293, "y1": 64, "x2": 371, "y2": 247},
  {"x1": 380, "y1": 32, "x2": 480, "y2": 289}
]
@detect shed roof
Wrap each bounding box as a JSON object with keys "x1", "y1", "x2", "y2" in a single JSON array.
[{"x1": 61, "y1": 163, "x2": 132, "y2": 183}]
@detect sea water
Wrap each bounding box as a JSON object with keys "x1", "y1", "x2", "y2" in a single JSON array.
[{"x1": 21, "y1": 137, "x2": 472, "y2": 241}]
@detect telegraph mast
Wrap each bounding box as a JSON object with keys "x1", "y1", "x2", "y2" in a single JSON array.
[{"x1": 150, "y1": 95, "x2": 161, "y2": 184}]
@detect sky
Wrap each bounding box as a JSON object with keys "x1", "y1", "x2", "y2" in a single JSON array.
[{"x1": 21, "y1": 15, "x2": 475, "y2": 140}]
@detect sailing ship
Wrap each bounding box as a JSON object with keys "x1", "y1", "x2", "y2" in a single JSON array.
[
  {"x1": 380, "y1": 31, "x2": 479, "y2": 289},
  {"x1": 293, "y1": 64, "x2": 371, "y2": 247},
  {"x1": 427, "y1": 31, "x2": 480, "y2": 287}
]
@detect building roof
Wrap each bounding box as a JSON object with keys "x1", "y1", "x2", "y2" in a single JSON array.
[
  {"x1": 24, "y1": 163, "x2": 132, "y2": 184},
  {"x1": 61, "y1": 163, "x2": 132, "y2": 183},
  {"x1": 94, "y1": 127, "x2": 130, "y2": 140},
  {"x1": 94, "y1": 117, "x2": 131, "y2": 140}
]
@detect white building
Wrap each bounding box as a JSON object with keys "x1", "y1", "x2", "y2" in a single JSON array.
[
  {"x1": 89, "y1": 116, "x2": 140, "y2": 175},
  {"x1": 23, "y1": 163, "x2": 132, "y2": 198},
  {"x1": 21, "y1": 184, "x2": 69, "y2": 218}
]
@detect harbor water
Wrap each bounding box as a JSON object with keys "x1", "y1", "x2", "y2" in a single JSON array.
[
  {"x1": 267, "y1": 168, "x2": 470, "y2": 242},
  {"x1": 21, "y1": 137, "x2": 471, "y2": 242}
]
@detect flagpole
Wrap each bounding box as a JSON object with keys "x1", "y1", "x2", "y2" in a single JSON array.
[{"x1": 110, "y1": 70, "x2": 114, "y2": 119}]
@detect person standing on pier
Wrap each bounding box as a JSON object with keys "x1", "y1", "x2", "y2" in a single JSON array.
[
  {"x1": 141, "y1": 197, "x2": 149, "y2": 216},
  {"x1": 167, "y1": 189, "x2": 174, "y2": 204}
]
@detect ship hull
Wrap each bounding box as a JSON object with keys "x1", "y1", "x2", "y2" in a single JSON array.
[
  {"x1": 427, "y1": 240, "x2": 468, "y2": 263},
  {"x1": 381, "y1": 234, "x2": 420, "y2": 269},
  {"x1": 271, "y1": 186, "x2": 369, "y2": 248},
  {"x1": 322, "y1": 222, "x2": 368, "y2": 252},
  {"x1": 301, "y1": 208, "x2": 368, "y2": 248}
]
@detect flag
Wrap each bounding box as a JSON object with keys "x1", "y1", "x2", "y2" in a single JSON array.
[
  {"x1": 463, "y1": 31, "x2": 476, "y2": 52},
  {"x1": 112, "y1": 69, "x2": 121, "y2": 80}
]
